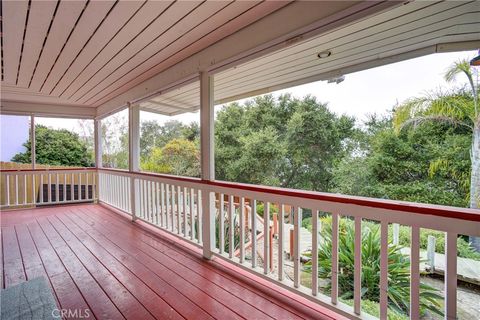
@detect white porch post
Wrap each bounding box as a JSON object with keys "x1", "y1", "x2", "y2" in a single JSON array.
[
  {"x1": 30, "y1": 114, "x2": 35, "y2": 169},
  {"x1": 200, "y1": 71, "x2": 215, "y2": 259},
  {"x1": 129, "y1": 102, "x2": 140, "y2": 220},
  {"x1": 94, "y1": 118, "x2": 102, "y2": 203},
  {"x1": 94, "y1": 119, "x2": 102, "y2": 168}
]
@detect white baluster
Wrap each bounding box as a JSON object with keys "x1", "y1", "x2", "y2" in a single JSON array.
[
  {"x1": 293, "y1": 206, "x2": 300, "y2": 285},
  {"x1": 63, "y1": 173, "x2": 67, "y2": 202},
  {"x1": 14, "y1": 174, "x2": 18, "y2": 205},
  {"x1": 171, "y1": 184, "x2": 176, "y2": 232},
  {"x1": 264, "y1": 202, "x2": 271, "y2": 275},
  {"x1": 190, "y1": 188, "x2": 195, "y2": 240},
  {"x1": 166, "y1": 184, "x2": 170, "y2": 229},
  {"x1": 48, "y1": 173, "x2": 52, "y2": 203},
  {"x1": 183, "y1": 187, "x2": 188, "y2": 237},
  {"x1": 410, "y1": 226, "x2": 420, "y2": 319},
  {"x1": 229, "y1": 195, "x2": 234, "y2": 258},
  {"x1": 23, "y1": 174, "x2": 27, "y2": 205},
  {"x1": 198, "y1": 189, "x2": 202, "y2": 243},
  {"x1": 380, "y1": 221, "x2": 389, "y2": 319},
  {"x1": 55, "y1": 173, "x2": 59, "y2": 202},
  {"x1": 445, "y1": 232, "x2": 457, "y2": 319},
  {"x1": 278, "y1": 204, "x2": 284, "y2": 280},
  {"x1": 239, "y1": 197, "x2": 245, "y2": 263},
  {"x1": 312, "y1": 210, "x2": 319, "y2": 296},
  {"x1": 219, "y1": 194, "x2": 225, "y2": 254},
  {"x1": 252, "y1": 200, "x2": 258, "y2": 269},
  {"x1": 354, "y1": 216, "x2": 362, "y2": 315},
  {"x1": 177, "y1": 185, "x2": 181, "y2": 234},
  {"x1": 331, "y1": 212, "x2": 339, "y2": 305}
]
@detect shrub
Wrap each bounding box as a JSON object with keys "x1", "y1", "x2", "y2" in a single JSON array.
[
  {"x1": 341, "y1": 299, "x2": 408, "y2": 320},
  {"x1": 215, "y1": 209, "x2": 240, "y2": 253},
  {"x1": 391, "y1": 225, "x2": 480, "y2": 261},
  {"x1": 256, "y1": 202, "x2": 277, "y2": 218},
  {"x1": 304, "y1": 217, "x2": 443, "y2": 317}
]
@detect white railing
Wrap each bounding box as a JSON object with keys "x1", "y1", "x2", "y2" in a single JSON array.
[
  {"x1": 0, "y1": 168, "x2": 97, "y2": 208},
  {"x1": 48, "y1": 168, "x2": 480, "y2": 319},
  {"x1": 98, "y1": 169, "x2": 131, "y2": 214},
  {"x1": 98, "y1": 169, "x2": 204, "y2": 245}
]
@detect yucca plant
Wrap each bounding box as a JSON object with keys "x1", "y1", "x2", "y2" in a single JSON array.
[
  {"x1": 215, "y1": 209, "x2": 241, "y2": 253},
  {"x1": 304, "y1": 217, "x2": 444, "y2": 317}
]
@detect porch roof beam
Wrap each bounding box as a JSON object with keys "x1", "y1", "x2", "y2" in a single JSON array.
[{"x1": 0, "y1": 100, "x2": 96, "y2": 119}]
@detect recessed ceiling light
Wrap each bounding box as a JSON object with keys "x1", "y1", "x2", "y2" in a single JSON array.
[{"x1": 317, "y1": 50, "x2": 331, "y2": 59}]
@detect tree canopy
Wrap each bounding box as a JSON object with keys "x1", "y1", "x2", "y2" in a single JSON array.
[
  {"x1": 215, "y1": 94, "x2": 355, "y2": 191},
  {"x1": 11, "y1": 124, "x2": 94, "y2": 167}
]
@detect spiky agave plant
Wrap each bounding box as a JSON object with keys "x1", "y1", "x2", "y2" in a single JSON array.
[{"x1": 304, "y1": 217, "x2": 444, "y2": 317}]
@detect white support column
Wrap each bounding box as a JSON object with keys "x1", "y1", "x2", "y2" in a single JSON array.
[
  {"x1": 128, "y1": 102, "x2": 140, "y2": 172},
  {"x1": 200, "y1": 71, "x2": 215, "y2": 260},
  {"x1": 94, "y1": 119, "x2": 102, "y2": 168},
  {"x1": 129, "y1": 102, "x2": 140, "y2": 220},
  {"x1": 30, "y1": 114, "x2": 35, "y2": 169}
]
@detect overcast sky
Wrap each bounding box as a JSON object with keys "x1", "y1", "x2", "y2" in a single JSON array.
[{"x1": 37, "y1": 50, "x2": 477, "y2": 132}]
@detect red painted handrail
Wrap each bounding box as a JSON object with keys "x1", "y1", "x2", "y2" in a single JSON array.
[
  {"x1": 98, "y1": 168, "x2": 480, "y2": 222},
  {"x1": 0, "y1": 167, "x2": 97, "y2": 172},
  {"x1": 10, "y1": 167, "x2": 478, "y2": 222}
]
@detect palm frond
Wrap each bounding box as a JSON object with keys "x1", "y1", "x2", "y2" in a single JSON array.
[
  {"x1": 393, "y1": 92, "x2": 474, "y2": 133},
  {"x1": 444, "y1": 59, "x2": 473, "y2": 83}
]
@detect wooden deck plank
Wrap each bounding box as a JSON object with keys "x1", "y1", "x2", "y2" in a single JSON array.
[
  {"x1": 35, "y1": 217, "x2": 124, "y2": 320},
  {"x1": 75, "y1": 206, "x2": 309, "y2": 320},
  {"x1": 2, "y1": 226, "x2": 27, "y2": 287},
  {"x1": 85, "y1": 205, "x2": 335, "y2": 320},
  {"x1": 54, "y1": 210, "x2": 201, "y2": 319},
  {"x1": 42, "y1": 215, "x2": 155, "y2": 320},
  {"x1": 14, "y1": 223, "x2": 61, "y2": 307},
  {"x1": 26, "y1": 220, "x2": 94, "y2": 320},
  {"x1": 70, "y1": 208, "x2": 274, "y2": 320},
  {"x1": 1, "y1": 204, "x2": 346, "y2": 320}
]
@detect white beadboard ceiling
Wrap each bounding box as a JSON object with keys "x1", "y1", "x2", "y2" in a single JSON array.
[
  {"x1": 1, "y1": 0, "x2": 479, "y2": 117},
  {"x1": 140, "y1": 0, "x2": 479, "y2": 115},
  {"x1": 1, "y1": 0, "x2": 289, "y2": 109}
]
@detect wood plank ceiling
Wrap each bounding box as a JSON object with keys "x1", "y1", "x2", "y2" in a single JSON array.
[
  {"x1": 0, "y1": 0, "x2": 290, "y2": 110},
  {"x1": 139, "y1": 0, "x2": 479, "y2": 115},
  {"x1": 2, "y1": 0, "x2": 478, "y2": 117}
]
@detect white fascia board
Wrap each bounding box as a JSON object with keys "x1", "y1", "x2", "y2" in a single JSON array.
[
  {"x1": 96, "y1": 1, "x2": 400, "y2": 118},
  {"x1": 0, "y1": 100, "x2": 96, "y2": 119}
]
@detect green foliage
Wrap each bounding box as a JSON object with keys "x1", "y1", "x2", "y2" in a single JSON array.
[
  {"x1": 341, "y1": 299, "x2": 408, "y2": 320},
  {"x1": 215, "y1": 210, "x2": 240, "y2": 253},
  {"x1": 140, "y1": 120, "x2": 199, "y2": 160},
  {"x1": 392, "y1": 225, "x2": 480, "y2": 261},
  {"x1": 304, "y1": 217, "x2": 444, "y2": 317},
  {"x1": 142, "y1": 139, "x2": 200, "y2": 177},
  {"x1": 101, "y1": 111, "x2": 129, "y2": 169},
  {"x1": 332, "y1": 117, "x2": 471, "y2": 207},
  {"x1": 215, "y1": 94, "x2": 355, "y2": 190},
  {"x1": 256, "y1": 202, "x2": 278, "y2": 218},
  {"x1": 11, "y1": 125, "x2": 93, "y2": 167}
]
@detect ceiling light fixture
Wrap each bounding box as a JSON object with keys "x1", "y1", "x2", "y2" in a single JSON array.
[{"x1": 317, "y1": 50, "x2": 331, "y2": 59}]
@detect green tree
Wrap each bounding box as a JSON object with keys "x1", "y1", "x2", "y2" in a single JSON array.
[
  {"x1": 333, "y1": 116, "x2": 470, "y2": 207},
  {"x1": 393, "y1": 58, "x2": 479, "y2": 249},
  {"x1": 142, "y1": 139, "x2": 200, "y2": 177},
  {"x1": 215, "y1": 94, "x2": 355, "y2": 190},
  {"x1": 101, "y1": 112, "x2": 129, "y2": 169},
  {"x1": 11, "y1": 124, "x2": 93, "y2": 167}
]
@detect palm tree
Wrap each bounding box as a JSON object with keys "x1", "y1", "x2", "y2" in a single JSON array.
[{"x1": 393, "y1": 58, "x2": 479, "y2": 250}]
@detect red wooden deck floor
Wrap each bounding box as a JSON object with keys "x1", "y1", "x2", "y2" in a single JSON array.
[{"x1": 1, "y1": 204, "x2": 345, "y2": 320}]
